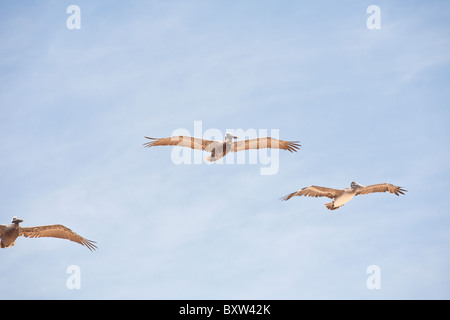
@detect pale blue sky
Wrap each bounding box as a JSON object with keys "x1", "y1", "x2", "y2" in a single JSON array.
[{"x1": 0, "y1": 0, "x2": 449, "y2": 299}]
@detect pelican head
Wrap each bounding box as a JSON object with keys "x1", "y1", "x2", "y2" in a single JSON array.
[
  {"x1": 11, "y1": 216, "x2": 24, "y2": 224},
  {"x1": 351, "y1": 181, "x2": 365, "y2": 189},
  {"x1": 225, "y1": 132, "x2": 238, "y2": 140}
]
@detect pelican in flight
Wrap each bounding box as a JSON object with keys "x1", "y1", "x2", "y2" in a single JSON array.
[
  {"x1": 0, "y1": 217, "x2": 97, "y2": 251},
  {"x1": 143, "y1": 132, "x2": 301, "y2": 162},
  {"x1": 281, "y1": 181, "x2": 407, "y2": 210}
]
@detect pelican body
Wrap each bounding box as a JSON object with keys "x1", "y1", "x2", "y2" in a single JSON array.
[
  {"x1": 0, "y1": 217, "x2": 22, "y2": 248},
  {"x1": 205, "y1": 132, "x2": 238, "y2": 162},
  {"x1": 324, "y1": 181, "x2": 363, "y2": 210}
]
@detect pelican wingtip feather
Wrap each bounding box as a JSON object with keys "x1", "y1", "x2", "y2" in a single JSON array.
[
  {"x1": 143, "y1": 137, "x2": 158, "y2": 148},
  {"x1": 286, "y1": 141, "x2": 301, "y2": 153},
  {"x1": 280, "y1": 192, "x2": 296, "y2": 201},
  {"x1": 396, "y1": 187, "x2": 407, "y2": 196}
]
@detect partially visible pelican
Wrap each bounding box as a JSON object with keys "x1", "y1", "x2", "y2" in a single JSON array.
[
  {"x1": 144, "y1": 132, "x2": 301, "y2": 162},
  {"x1": 0, "y1": 217, "x2": 97, "y2": 251},
  {"x1": 281, "y1": 181, "x2": 407, "y2": 210}
]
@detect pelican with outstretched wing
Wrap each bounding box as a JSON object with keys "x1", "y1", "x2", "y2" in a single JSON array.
[
  {"x1": 281, "y1": 181, "x2": 407, "y2": 210},
  {"x1": 0, "y1": 217, "x2": 97, "y2": 251},
  {"x1": 144, "y1": 132, "x2": 300, "y2": 162}
]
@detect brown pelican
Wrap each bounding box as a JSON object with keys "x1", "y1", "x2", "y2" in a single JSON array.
[
  {"x1": 143, "y1": 132, "x2": 301, "y2": 162},
  {"x1": 281, "y1": 181, "x2": 407, "y2": 210},
  {"x1": 0, "y1": 217, "x2": 97, "y2": 251}
]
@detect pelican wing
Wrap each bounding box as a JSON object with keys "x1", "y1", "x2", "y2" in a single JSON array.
[
  {"x1": 143, "y1": 136, "x2": 215, "y2": 151},
  {"x1": 0, "y1": 225, "x2": 6, "y2": 237},
  {"x1": 355, "y1": 183, "x2": 407, "y2": 196},
  {"x1": 281, "y1": 186, "x2": 342, "y2": 201},
  {"x1": 19, "y1": 225, "x2": 97, "y2": 251},
  {"x1": 233, "y1": 137, "x2": 300, "y2": 153}
]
